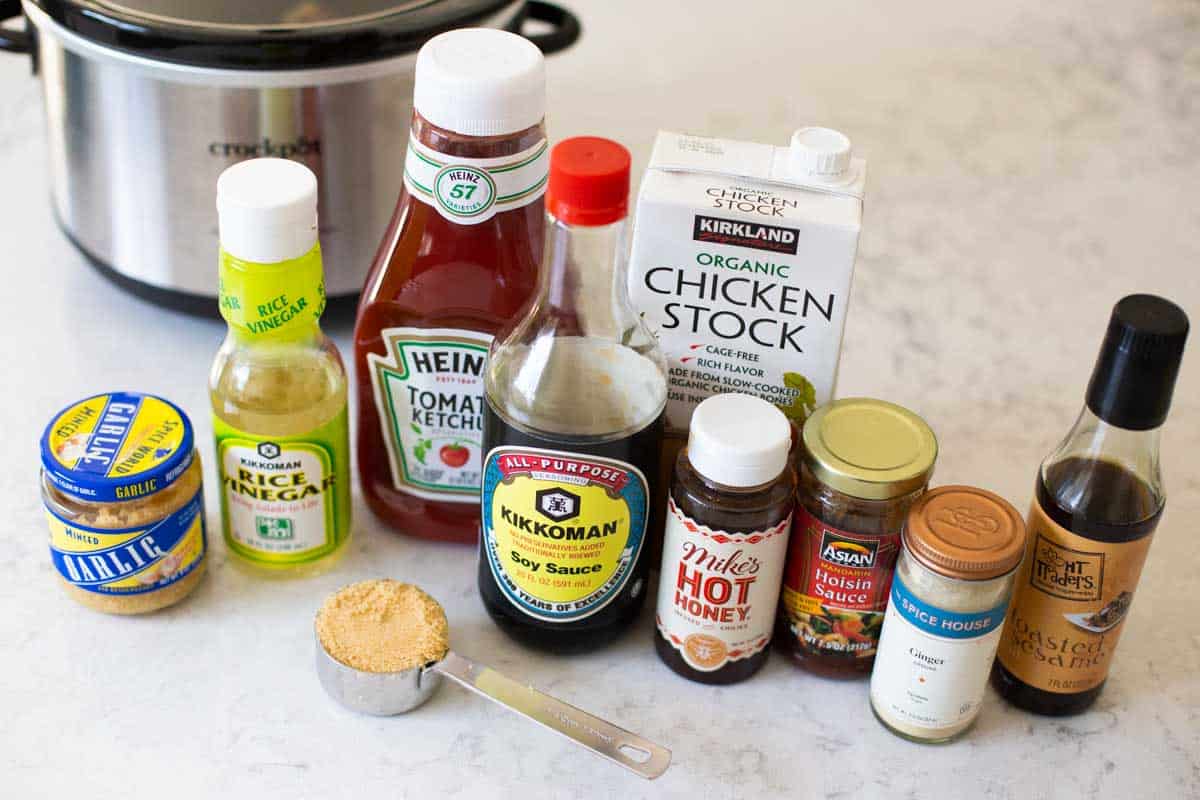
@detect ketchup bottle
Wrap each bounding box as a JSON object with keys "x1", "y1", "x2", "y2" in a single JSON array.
[{"x1": 354, "y1": 29, "x2": 547, "y2": 543}]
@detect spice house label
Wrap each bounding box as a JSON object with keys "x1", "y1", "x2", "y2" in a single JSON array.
[
  {"x1": 368, "y1": 327, "x2": 491, "y2": 503},
  {"x1": 871, "y1": 573, "x2": 1009, "y2": 730},
  {"x1": 481, "y1": 447, "x2": 648, "y2": 622}
]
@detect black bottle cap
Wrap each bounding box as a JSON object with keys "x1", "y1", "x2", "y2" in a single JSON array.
[{"x1": 1086, "y1": 294, "x2": 1189, "y2": 430}]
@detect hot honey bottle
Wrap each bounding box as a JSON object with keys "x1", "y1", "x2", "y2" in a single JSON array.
[{"x1": 654, "y1": 393, "x2": 796, "y2": 684}]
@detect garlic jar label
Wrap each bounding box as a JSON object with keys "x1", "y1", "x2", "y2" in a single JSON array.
[
  {"x1": 655, "y1": 498, "x2": 790, "y2": 671},
  {"x1": 46, "y1": 490, "x2": 206, "y2": 595},
  {"x1": 870, "y1": 573, "x2": 1009, "y2": 732}
]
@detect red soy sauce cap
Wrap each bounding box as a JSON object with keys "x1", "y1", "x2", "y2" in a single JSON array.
[{"x1": 546, "y1": 137, "x2": 631, "y2": 226}]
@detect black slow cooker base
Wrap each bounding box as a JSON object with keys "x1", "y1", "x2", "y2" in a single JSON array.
[{"x1": 60, "y1": 219, "x2": 360, "y2": 321}]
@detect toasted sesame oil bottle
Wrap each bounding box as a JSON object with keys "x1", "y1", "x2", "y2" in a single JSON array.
[
  {"x1": 992, "y1": 294, "x2": 1188, "y2": 714},
  {"x1": 210, "y1": 158, "x2": 351, "y2": 576},
  {"x1": 479, "y1": 137, "x2": 668, "y2": 651}
]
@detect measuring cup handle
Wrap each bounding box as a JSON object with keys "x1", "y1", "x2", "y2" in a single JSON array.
[{"x1": 433, "y1": 651, "x2": 671, "y2": 779}]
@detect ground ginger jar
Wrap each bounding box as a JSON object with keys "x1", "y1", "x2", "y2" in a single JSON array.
[
  {"x1": 40, "y1": 392, "x2": 207, "y2": 614},
  {"x1": 870, "y1": 486, "x2": 1026, "y2": 742}
]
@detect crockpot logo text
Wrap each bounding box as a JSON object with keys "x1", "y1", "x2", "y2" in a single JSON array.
[{"x1": 209, "y1": 136, "x2": 322, "y2": 159}]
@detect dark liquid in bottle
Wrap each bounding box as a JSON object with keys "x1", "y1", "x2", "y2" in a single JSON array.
[
  {"x1": 478, "y1": 404, "x2": 664, "y2": 653},
  {"x1": 991, "y1": 456, "x2": 1161, "y2": 715}
]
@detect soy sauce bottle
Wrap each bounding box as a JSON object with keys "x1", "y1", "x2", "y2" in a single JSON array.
[
  {"x1": 479, "y1": 137, "x2": 668, "y2": 651},
  {"x1": 992, "y1": 294, "x2": 1188, "y2": 715}
]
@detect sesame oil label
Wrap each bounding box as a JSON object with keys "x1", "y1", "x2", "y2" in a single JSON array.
[
  {"x1": 995, "y1": 501, "x2": 1154, "y2": 693},
  {"x1": 481, "y1": 446, "x2": 649, "y2": 622}
]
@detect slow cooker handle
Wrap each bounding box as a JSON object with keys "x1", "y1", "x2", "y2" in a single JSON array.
[
  {"x1": 0, "y1": 0, "x2": 31, "y2": 55},
  {"x1": 513, "y1": 1, "x2": 581, "y2": 55}
]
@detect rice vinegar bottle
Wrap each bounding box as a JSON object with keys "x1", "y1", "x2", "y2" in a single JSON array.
[
  {"x1": 479, "y1": 137, "x2": 668, "y2": 651},
  {"x1": 210, "y1": 158, "x2": 352, "y2": 576}
]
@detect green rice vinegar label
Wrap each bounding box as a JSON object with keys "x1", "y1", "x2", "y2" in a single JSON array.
[
  {"x1": 214, "y1": 408, "x2": 350, "y2": 565},
  {"x1": 367, "y1": 327, "x2": 491, "y2": 503},
  {"x1": 481, "y1": 446, "x2": 649, "y2": 622}
]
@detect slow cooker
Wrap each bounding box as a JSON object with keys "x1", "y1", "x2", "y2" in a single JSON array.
[{"x1": 0, "y1": 0, "x2": 579, "y2": 312}]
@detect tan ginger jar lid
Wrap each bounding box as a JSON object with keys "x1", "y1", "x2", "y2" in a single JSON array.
[{"x1": 903, "y1": 485, "x2": 1027, "y2": 580}]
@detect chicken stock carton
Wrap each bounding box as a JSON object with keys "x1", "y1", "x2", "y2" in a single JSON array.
[{"x1": 629, "y1": 128, "x2": 865, "y2": 451}]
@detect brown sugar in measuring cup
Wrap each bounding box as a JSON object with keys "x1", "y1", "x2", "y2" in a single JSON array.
[
  {"x1": 313, "y1": 580, "x2": 671, "y2": 779},
  {"x1": 316, "y1": 580, "x2": 449, "y2": 672}
]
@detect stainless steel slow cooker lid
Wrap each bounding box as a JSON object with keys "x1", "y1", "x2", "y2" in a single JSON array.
[{"x1": 26, "y1": 0, "x2": 574, "y2": 69}]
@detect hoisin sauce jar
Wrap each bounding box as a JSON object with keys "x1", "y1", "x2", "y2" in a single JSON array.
[{"x1": 776, "y1": 398, "x2": 937, "y2": 677}]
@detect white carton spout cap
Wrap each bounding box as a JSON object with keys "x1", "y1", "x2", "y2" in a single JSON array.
[{"x1": 789, "y1": 127, "x2": 853, "y2": 183}]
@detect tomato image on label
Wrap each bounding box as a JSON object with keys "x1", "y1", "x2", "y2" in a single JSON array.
[
  {"x1": 481, "y1": 447, "x2": 649, "y2": 622},
  {"x1": 439, "y1": 443, "x2": 471, "y2": 468}
]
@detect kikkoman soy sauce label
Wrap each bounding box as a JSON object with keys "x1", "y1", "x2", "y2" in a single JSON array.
[
  {"x1": 368, "y1": 327, "x2": 491, "y2": 502},
  {"x1": 403, "y1": 138, "x2": 549, "y2": 225},
  {"x1": 215, "y1": 410, "x2": 350, "y2": 565},
  {"x1": 481, "y1": 447, "x2": 649, "y2": 622}
]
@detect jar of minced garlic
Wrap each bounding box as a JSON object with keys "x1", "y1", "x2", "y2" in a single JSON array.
[{"x1": 40, "y1": 392, "x2": 207, "y2": 614}]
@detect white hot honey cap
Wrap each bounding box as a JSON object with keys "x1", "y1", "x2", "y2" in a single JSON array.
[
  {"x1": 216, "y1": 157, "x2": 318, "y2": 263},
  {"x1": 414, "y1": 28, "x2": 546, "y2": 137},
  {"x1": 687, "y1": 393, "x2": 792, "y2": 488}
]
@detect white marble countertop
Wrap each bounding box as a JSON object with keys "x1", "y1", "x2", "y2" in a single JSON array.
[{"x1": 2, "y1": 1, "x2": 1197, "y2": 798}]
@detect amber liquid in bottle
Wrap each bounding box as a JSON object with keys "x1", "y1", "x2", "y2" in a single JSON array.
[{"x1": 354, "y1": 115, "x2": 543, "y2": 543}]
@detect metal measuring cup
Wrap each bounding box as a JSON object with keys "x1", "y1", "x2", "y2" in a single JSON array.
[{"x1": 315, "y1": 627, "x2": 671, "y2": 779}]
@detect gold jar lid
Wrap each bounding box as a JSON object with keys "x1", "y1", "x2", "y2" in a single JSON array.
[
  {"x1": 801, "y1": 397, "x2": 937, "y2": 500},
  {"x1": 904, "y1": 485, "x2": 1026, "y2": 580}
]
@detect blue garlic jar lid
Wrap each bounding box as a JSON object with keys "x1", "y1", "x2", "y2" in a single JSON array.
[{"x1": 40, "y1": 391, "x2": 195, "y2": 503}]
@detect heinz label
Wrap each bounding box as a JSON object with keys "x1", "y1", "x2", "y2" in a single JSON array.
[
  {"x1": 779, "y1": 506, "x2": 900, "y2": 660},
  {"x1": 368, "y1": 327, "x2": 491, "y2": 503},
  {"x1": 481, "y1": 447, "x2": 648, "y2": 622},
  {"x1": 655, "y1": 497, "x2": 790, "y2": 671}
]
